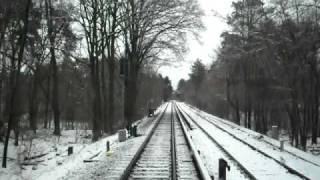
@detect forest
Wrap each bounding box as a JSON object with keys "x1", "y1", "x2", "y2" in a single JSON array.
[
  {"x1": 2, "y1": 0, "x2": 320, "y2": 173},
  {"x1": 179, "y1": 0, "x2": 320, "y2": 151},
  {"x1": 0, "y1": 0, "x2": 203, "y2": 168}
]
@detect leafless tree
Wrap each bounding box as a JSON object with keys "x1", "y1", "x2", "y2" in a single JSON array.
[
  {"x1": 121, "y1": 0, "x2": 203, "y2": 126},
  {"x1": 2, "y1": 0, "x2": 32, "y2": 168}
]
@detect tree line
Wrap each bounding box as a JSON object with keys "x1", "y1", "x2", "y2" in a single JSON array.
[
  {"x1": 178, "y1": 0, "x2": 320, "y2": 151},
  {"x1": 0, "y1": 0, "x2": 202, "y2": 167}
]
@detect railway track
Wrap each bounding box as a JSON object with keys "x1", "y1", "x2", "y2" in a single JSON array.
[
  {"x1": 174, "y1": 103, "x2": 256, "y2": 180},
  {"x1": 120, "y1": 103, "x2": 210, "y2": 180},
  {"x1": 175, "y1": 102, "x2": 313, "y2": 180},
  {"x1": 185, "y1": 103, "x2": 320, "y2": 168}
]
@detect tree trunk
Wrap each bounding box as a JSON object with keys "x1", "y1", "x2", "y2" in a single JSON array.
[
  {"x1": 226, "y1": 77, "x2": 240, "y2": 125},
  {"x1": 312, "y1": 76, "x2": 319, "y2": 144},
  {"x1": 235, "y1": 101, "x2": 240, "y2": 125},
  {"x1": 44, "y1": 74, "x2": 51, "y2": 129},
  {"x1": 124, "y1": 59, "x2": 138, "y2": 127},
  {"x1": 3, "y1": 68, "x2": 17, "y2": 168},
  {"x1": 255, "y1": 104, "x2": 261, "y2": 133},
  {"x1": 2, "y1": 0, "x2": 32, "y2": 168},
  {"x1": 45, "y1": 0, "x2": 60, "y2": 135},
  {"x1": 0, "y1": 60, "x2": 4, "y2": 135},
  {"x1": 262, "y1": 106, "x2": 268, "y2": 134},
  {"x1": 106, "y1": 0, "x2": 118, "y2": 133},
  {"x1": 290, "y1": 108, "x2": 299, "y2": 147},
  {"x1": 0, "y1": 21, "x2": 6, "y2": 128},
  {"x1": 29, "y1": 68, "x2": 40, "y2": 133},
  {"x1": 124, "y1": 79, "x2": 137, "y2": 127},
  {"x1": 247, "y1": 107, "x2": 252, "y2": 129},
  {"x1": 91, "y1": 58, "x2": 102, "y2": 141},
  {"x1": 301, "y1": 104, "x2": 307, "y2": 151},
  {"x1": 50, "y1": 47, "x2": 60, "y2": 135},
  {"x1": 108, "y1": 62, "x2": 115, "y2": 132},
  {"x1": 101, "y1": 55, "x2": 109, "y2": 133}
]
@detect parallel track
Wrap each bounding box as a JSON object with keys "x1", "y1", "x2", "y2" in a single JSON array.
[
  {"x1": 174, "y1": 103, "x2": 257, "y2": 180},
  {"x1": 176, "y1": 102, "x2": 311, "y2": 180},
  {"x1": 186, "y1": 104, "x2": 320, "y2": 168}
]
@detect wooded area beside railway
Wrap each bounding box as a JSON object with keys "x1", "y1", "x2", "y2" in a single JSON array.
[
  {"x1": 0, "y1": 0, "x2": 202, "y2": 167},
  {"x1": 179, "y1": 0, "x2": 320, "y2": 151}
]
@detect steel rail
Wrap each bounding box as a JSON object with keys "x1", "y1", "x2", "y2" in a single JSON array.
[
  {"x1": 175, "y1": 103, "x2": 258, "y2": 180},
  {"x1": 171, "y1": 104, "x2": 178, "y2": 180},
  {"x1": 186, "y1": 104, "x2": 320, "y2": 168},
  {"x1": 119, "y1": 103, "x2": 169, "y2": 180},
  {"x1": 173, "y1": 102, "x2": 212, "y2": 180},
  {"x1": 177, "y1": 103, "x2": 311, "y2": 180}
]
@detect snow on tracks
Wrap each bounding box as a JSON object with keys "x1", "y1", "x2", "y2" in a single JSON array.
[
  {"x1": 121, "y1": 102, "x2": 203, "y2": 180},
  {"x1": 177, "y1": 102, "x2": 311, "y2": 180},
  {"x1": 182, "y1": 103, "x2": 320, "y2": 180}
]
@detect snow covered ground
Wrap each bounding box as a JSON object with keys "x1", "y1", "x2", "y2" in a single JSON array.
[
  {"x1": 189, "y1": 128, "x2": 248, "y2": 179},
  {"x1": 62, "y1": 103, "x2": 168, "y2": 180},
  {"x1": 0, "y1": 129, "x2": 116, "y2": 180},
  {"x1": 0, "y1": 103, "x2": 167, "y2": 180},
  {"x1": 2, "y1": 101, "x2": 318, "y2": 180},
  {"x1": 177, "y1": 102, "x2": 320, "y2": 180}
]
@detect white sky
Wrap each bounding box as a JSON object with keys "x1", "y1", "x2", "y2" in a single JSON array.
[{"x1": 158, "y1": 0, "x2": 234, "y2": 89}]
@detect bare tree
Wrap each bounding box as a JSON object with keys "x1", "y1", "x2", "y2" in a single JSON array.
[
  {"x1": 179, "y1": 0, "x2": 320, "y2": 151},
  {"x1": 104, "y1": 0, "x2": 120, "y2": 133},
  {"x1": 79, "y1": 0, "x2": 105, "y2": 141},
  {"x1": 45, "y1": 0, "x2": 61, "y2": 135},
  {"x1": 2, "y1": 0, "x2": 32, "y2": 168},
  {"x1": 97, "y1": 0, "x2": 121, "y2": 133},
  {"x1": 121, "y1": 0, "x2": 203, "y2": 126}
]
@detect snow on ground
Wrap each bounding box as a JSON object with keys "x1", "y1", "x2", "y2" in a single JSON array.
[
  {"x1": 62, "y1": 103, "x2": 168, "y2": 180},
  {"x1": 187, "y1": 104, "x2": 320, "y2": 165},
  {"x1": 61, "y1": 134, "x2": 146, "y2": 180},
  {"x1": 0, "y1": 129, "x2": 98, "y2": 180},
  {"x1": 37, "y1": 134, "x2": 117, "y2": 180},
  {"x1": 178, "y1": 104, "x2": 300, "y2": 180},
  {"x1": 189, "y1": 129, "x2": 248, "y2": 179},
  {"x1": 0, "y1": 103, "x2": 167, "y2": 180},
  {"x1": 179, "y1": 102, "x2": 320, "y2": 180}
]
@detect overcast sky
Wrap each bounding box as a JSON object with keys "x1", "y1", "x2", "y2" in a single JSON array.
[{"x1": 158, "y1": 0, "x2": 234, "y2": 89}]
